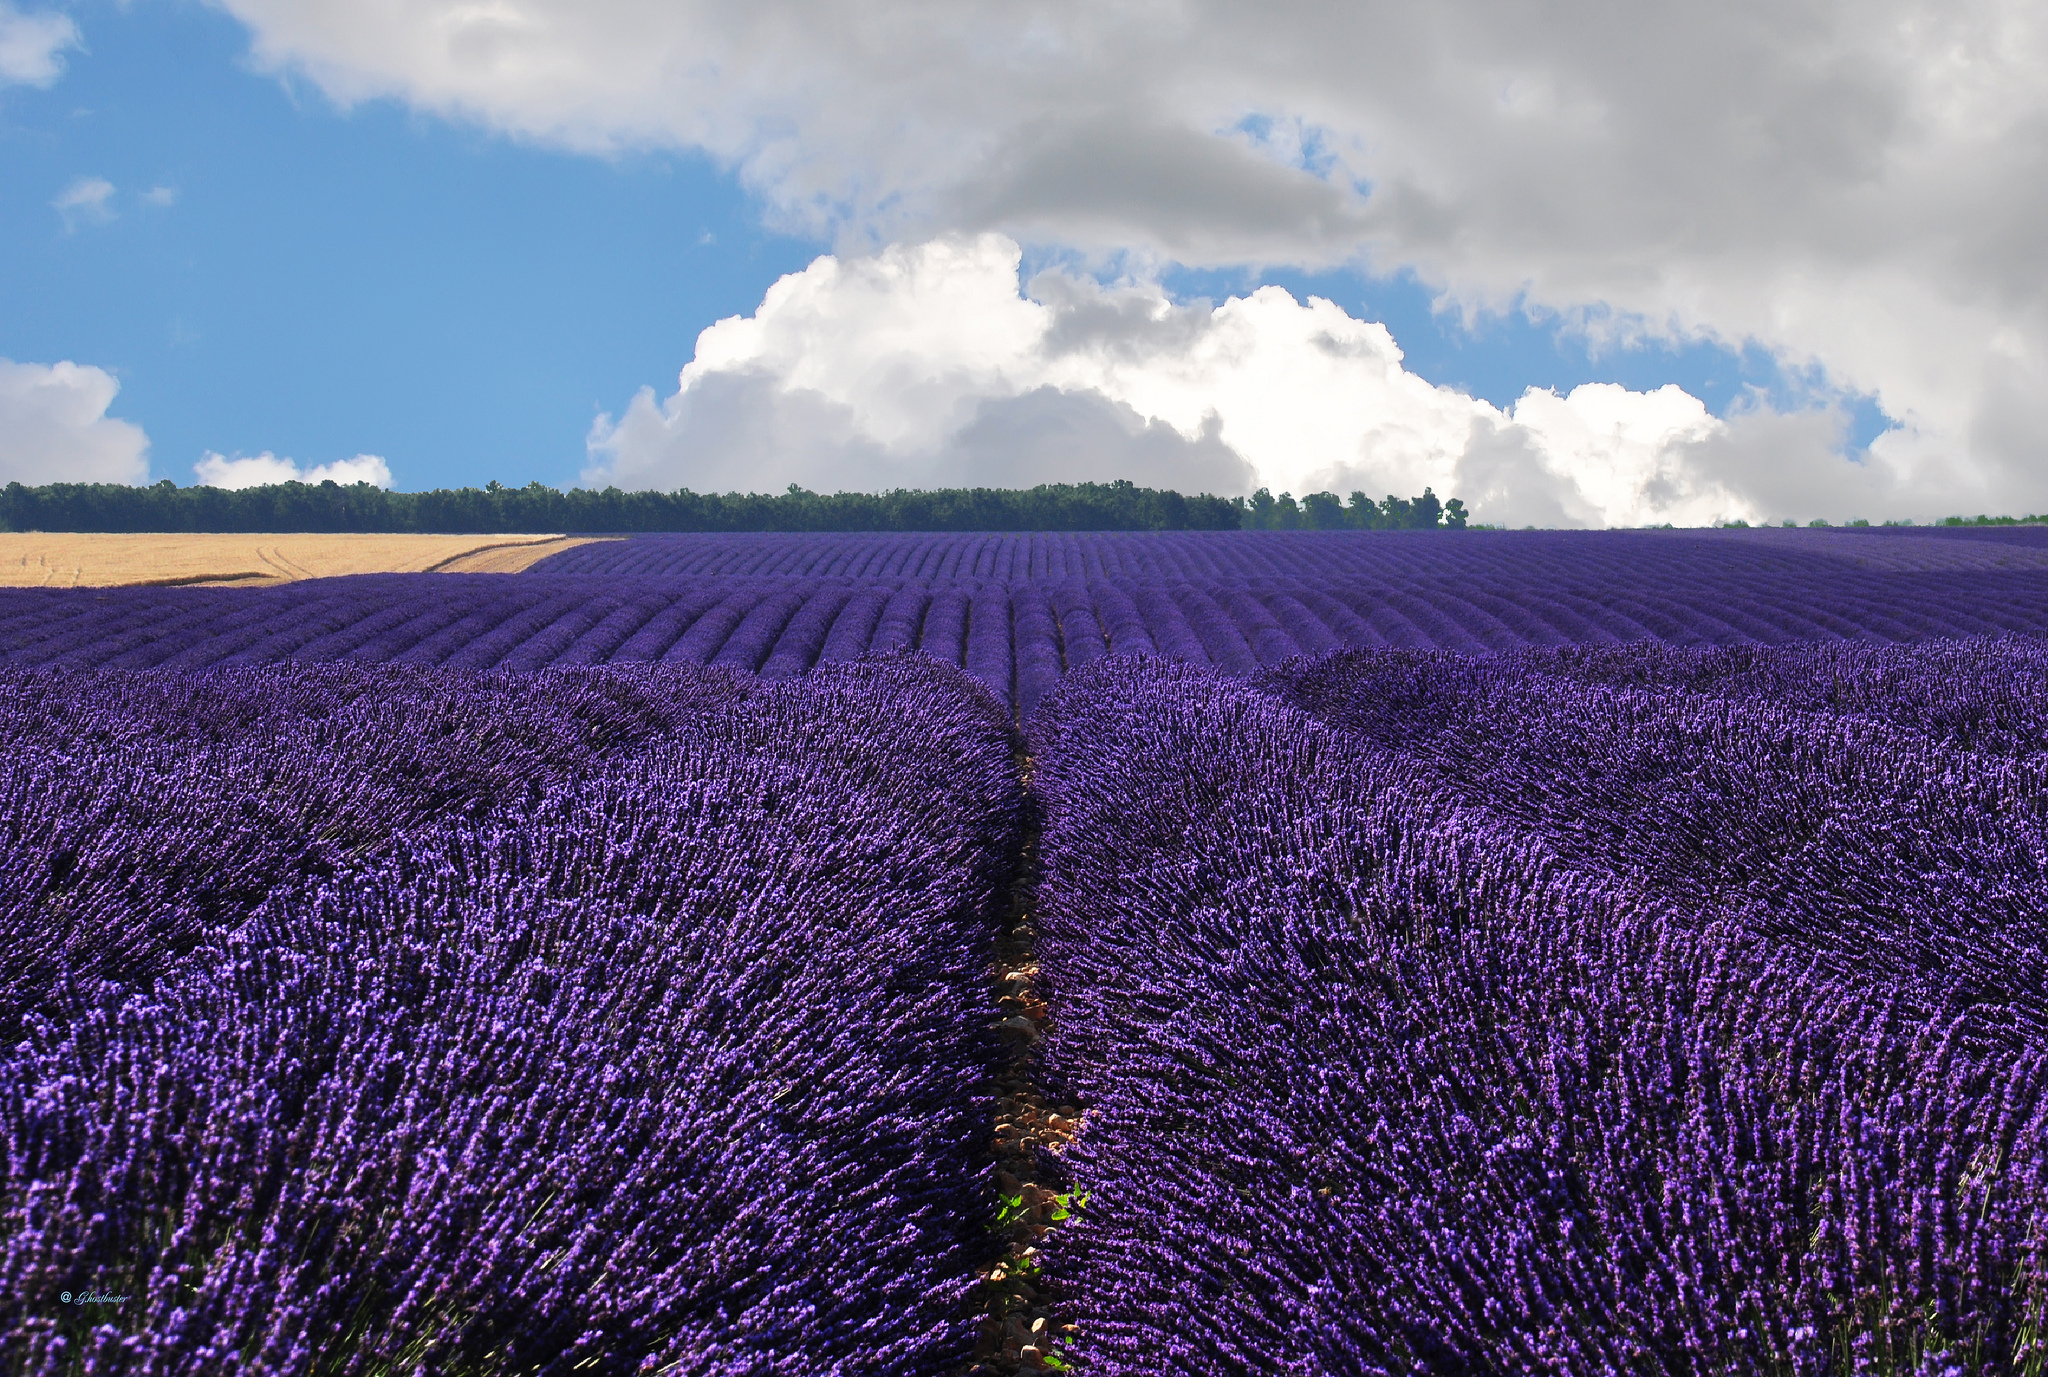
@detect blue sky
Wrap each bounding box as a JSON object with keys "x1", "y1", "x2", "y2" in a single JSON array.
[
  {"x1": 3, "y1": 0, "x2": 817, "y2": 490},
  {"x1": 2, "y1": 0, "x2": 1900, "y2": 500}
]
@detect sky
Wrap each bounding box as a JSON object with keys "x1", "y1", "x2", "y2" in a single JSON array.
[{"x1": 1, "y1": 0, "x2": 2042, "y2": 526}]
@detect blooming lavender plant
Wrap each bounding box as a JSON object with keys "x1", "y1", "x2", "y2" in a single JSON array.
[
  {"x1": 965, "y1": 585, "x2": 1016, "y2": 710},
  {"x1": 1, "y1": 657, "x2": 1025, "y2": 1374},
  {"x1": 1029, "y1": 655, "x2": 2048, "y2": 1374},
  {"x1": 1011, "y1": 585, "x2": 1065, "y2": 722},
  {"x1": 0, "y1": 662, "x2": 717, "y2": 1042},
  {"x1": 1475, "y1": 638, "x2": 2048, "y2": 759},
  {"x1": 1263, "y1": 645, "x2": 2048, "y2": 1042},
  {"x1": 1048, "y1": 584, "x2": 1109, "y2": 671}
]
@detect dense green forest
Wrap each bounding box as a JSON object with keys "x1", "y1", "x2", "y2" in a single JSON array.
[{"x1": 0, "y1": 479, "x2": 1471, "y2": 533}]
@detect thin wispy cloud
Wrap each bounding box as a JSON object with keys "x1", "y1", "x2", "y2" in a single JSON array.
[
  {"x1": 52, "y1": 175, "x2": 116, "y2": 229},
  {"x1": 140, "y1": 185, "x2": 179, "y2": 208}
]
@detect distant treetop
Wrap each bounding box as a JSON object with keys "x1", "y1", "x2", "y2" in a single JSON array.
[
  {"x1": 1242, "y1": 486, "x2": 1467, "y2": 531},
  {"x1": 1935, "y1": 513, "x2": 2048, "y2": 526},
  {"x1": 0, "y1": 478, "x2": 1471, "y2": 534}
]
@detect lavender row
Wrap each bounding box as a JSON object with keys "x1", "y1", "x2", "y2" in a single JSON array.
[
  {"x1": 1413, "y1": 638, "x2": 2048, "y2": 759},
  {"x1": 529, "y1": 526, "x2": 2048, "y2": 582},
  {"x1": 1, "y1": 658, "x2": 1024, "y2": 1375},
  {"x1": 10, "y1": 569, "x2": 2048, "y2": 712},
  {"x1": 0, "y1": 662, "x2": 729, "y2": 1037},
  {"x1": 1029, "y1": 658, "x2": 2048, "y2": 1373},
  {"x1": 1261, "y1": 644, "x2": 2048, "y2": 1042}
]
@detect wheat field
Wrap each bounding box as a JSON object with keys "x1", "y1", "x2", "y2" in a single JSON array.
[{"x1": 0, "y1": 533, "x2": 611, "y2": 588}]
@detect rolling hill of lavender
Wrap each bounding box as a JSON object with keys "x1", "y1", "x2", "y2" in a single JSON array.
[
  {"x1": 4, "y1": 528, "x2": 2048, "y2": 716},
  {"x1": 4, "y1": 527, "x2": 2047, "y2": 1374}
]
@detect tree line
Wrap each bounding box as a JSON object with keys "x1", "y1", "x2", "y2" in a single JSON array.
[
  {"x1": 1242, "y1": 487, "x2": 1468, "y2": 530},
  {"x1": 0, "y1": 478, "x2": 1472, "y2": 533}
]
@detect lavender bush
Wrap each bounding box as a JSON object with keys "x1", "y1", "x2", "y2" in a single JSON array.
[
  {"x1": 1262, "y1": 645, "x2": 2048, "y2": 1042},
  {"x1": 1445, "y1": 638, "x2": 2048, "y2": 760},
  {"x1": 0, "y1": 663, "x2": 707, "y2": 1039},
  {"x1": 1, "y1": 657, "x2": 1024, "y2": 1375},
  {"x1": 1029, "y1": 655, "x2": 2048, "y2": 1374}
]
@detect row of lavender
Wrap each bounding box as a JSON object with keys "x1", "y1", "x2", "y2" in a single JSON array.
[
  {"x1": 1421, "y1": 637, "x2": 2048, "y2": 758},
  {"x1": 1029, "y1": 642, "x2": 2048, "y2": 1373},
  {"x1": 0, "y1": 659, "x2": 1022, "y2": 1375},
  {"x1": 529, "y1": 527, "x2": 2048, "y2": 582},
  {"x1": 1264, "y1": 642, "x2": 2048, "y2": 1043},
  {"x1": 10, "y1": 568, "x2": 2048, "y2": 715}
]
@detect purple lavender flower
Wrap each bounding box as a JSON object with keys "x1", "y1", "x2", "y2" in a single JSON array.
[
  {"x1": 0, "y1": 658, "x2": 1024, "y2": 1374},
  {"x1": 1029, "y1": 654, "x2": 2048, "y2": 1374}
]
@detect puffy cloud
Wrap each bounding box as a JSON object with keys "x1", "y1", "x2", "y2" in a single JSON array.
[
  {"x1": 0, "y1": 2, "x2": 79, "y2": 87},
  {"x1": 945, "y1": 390, "x2": 1252, "y2": 494},
  {"x1": 585, "y1": 235, "x2": 1267, "y2": 497},
  {"x1": 588, "y1": 234, "x2": 1936, "y2": 526},
  {"x1": 52, "y1": 177, "x2": 116, "y2": 229},
  {"x1": 1477, "y1": 386, "x2": 1731, "y2": 529},
  {"x1": 215, "y1": 0, "x2": 2048, "y2": 517},
  {"x1": 194, "y1": 452, "x2": 393, "y2": 489},
  {"x1": 0, "y1": 359, "x2": 151, "y2": 486}
]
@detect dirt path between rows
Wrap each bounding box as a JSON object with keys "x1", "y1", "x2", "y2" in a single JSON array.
[{"x1": 967, "y1": 754, "x2": 1088, "y2": 1374}]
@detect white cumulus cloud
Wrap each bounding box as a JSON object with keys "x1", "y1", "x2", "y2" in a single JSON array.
[
  {"x1": 0, "y1": 1, "x2": 79, "y2": 87},
  {"x1": 218, "y1": 0, "x2": 2048, "y2": 516},
  {"x1": 586, "y1": 235, "x2": 1932, "y2": 526},
  {"x1": 194, "y1": 451, "x2": 394, "y2": 489},
  {"x1": 0, "y1": 359, "x2": 151, "y2": 486}
]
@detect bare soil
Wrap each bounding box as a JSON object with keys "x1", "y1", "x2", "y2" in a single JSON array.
[{"x1": 968, "y1": 766, "x2": 1089, "y2": 1375}]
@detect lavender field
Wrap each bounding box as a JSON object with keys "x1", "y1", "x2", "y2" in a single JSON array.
[
  {"x1": 1030, "y1": 649, "x2": 2048, "y2": 1373},
  {"x1": 6, "y1": 530, "x2": 2048, "y2": 719},
  {"x1": 4, "y1": 529, "x2": 2047, "y2": 1374},
  {"x1": 2, "y1": 659, "x2": 1022, "y2": 1373}
]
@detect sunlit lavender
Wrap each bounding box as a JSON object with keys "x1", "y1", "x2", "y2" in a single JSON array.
[
  {"x1": 1031, "y1": 650, "x2": 2048, "y2": 1373},
  {"x1": 8, "y1": 530, "x2": 2048, "y2": 721},
  {"x1": 1, "y1": 658, "x2": 1022, "y2": 1373},
  {"x1": 6, "y1": 528, "x2": 2048, "y2": 1372}
]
